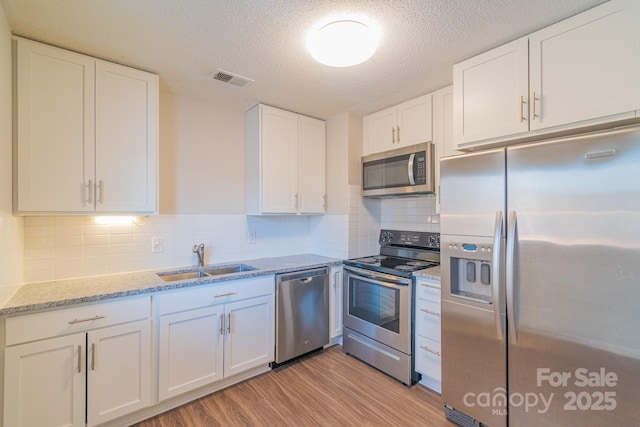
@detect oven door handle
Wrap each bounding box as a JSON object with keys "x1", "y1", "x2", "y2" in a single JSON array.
[{"x1": 345, "y1": 266, "x2": 411, "y2": 286}]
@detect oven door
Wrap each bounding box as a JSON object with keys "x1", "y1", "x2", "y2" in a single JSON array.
[{"x1": 343, "y1": 266, "x2": 412, "y2": 354}]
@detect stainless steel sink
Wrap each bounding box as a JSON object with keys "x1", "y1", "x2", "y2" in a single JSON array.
[
  {"x1": 157, "y1": 264, "x2": 257, "y2": 281},
  {"x1": 157, "y1": 270, "x2": 208, "y2": 282},
  {"x1": 203, "y1": 264, "x2": 257, "y2": 276}
]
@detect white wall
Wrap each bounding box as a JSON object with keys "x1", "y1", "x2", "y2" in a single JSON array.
[
  {"x1": 0, "y1": 6, "x2": 23, "y2": 303},
  {"x1": 159, "y1": 92, "x2": 246, "y2": 214}
]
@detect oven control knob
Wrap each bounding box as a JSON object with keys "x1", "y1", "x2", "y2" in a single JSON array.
[
  {"x1": 380, "y1": 231, "x2": 393, "y2": 244},
  {"x1": 428, "y1": 235, "x2": 437, "y2": 247}
]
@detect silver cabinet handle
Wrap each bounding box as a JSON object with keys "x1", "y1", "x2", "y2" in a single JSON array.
[
  {"x1": 420, "y1": 345, "x2": 441, "y2": 357},
  {"x1": 520, "y1": 96, "x2": 526, "y2": 122},
  {"x1": 219, "y1": 313, "x2": 224, "y2": 336},
  {"x1": 506, "y1": 211, "x2": 518, "y2": 344},
  {"x1": 493, "y1": 211, "x2": 504, "y2": 340},
  {"x1": 420, "y1": 308, "x2": 441, "y2": 317},
  {"x1": 391, "y1": 127, "x2": 395, "y2": 143},
  {"x1": 214, "y1": 292, "x2": 237, "y2": 298},
  {"x1": 294, "y1": 193, "x2": 298, "y2": 209},
  {"x1": 97, "y1": 180, "x2": 104, "y2": 204},
  {"x1": 77, "y1": 345, "x2": 82, "y2": 374},
  {"x1": 532, "y1": 91, "x2": 539, "y2": 120},
  {"x1": 91, "y1": 343, "x2": 96, "y2": 371},
  {"x1": 226, "y1": 313, "x2": 231, "y2": 334},
  {"x1": 87, "y1": 180, "x2": 94, "y2": 204},
  {"x1": 68, "y1": 315, "x2": 105, "y2": 325},
  {"x1": 420, "y1": 283, "x2": 440, "y2": 290},
  {"x1": 396, "y1": 126, "x2": 400, "y2": 143}
]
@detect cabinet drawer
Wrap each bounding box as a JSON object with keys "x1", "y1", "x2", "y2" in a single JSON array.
[
  {"x1": 6, "y1": 296, "x2": 151, "y2": 346},
  {"x1": 156, "y1": 275, "x2": 274, "y2": 315},
  {"x1": 415, "y1": 336, "x2": 441, "y2": 391},
  {"x1": 416, "y1": 279, "x2": 440, "y2": 303},
  {"x1": 416, "y1": 300, "x2": 441, "y2": 342}
]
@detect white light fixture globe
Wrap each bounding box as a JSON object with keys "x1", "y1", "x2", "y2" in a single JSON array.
[{"x1": 307, "y1": 20, "x2": 379, "y2": 67}]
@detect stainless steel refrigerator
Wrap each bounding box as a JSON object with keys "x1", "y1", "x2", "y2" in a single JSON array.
[{"x1": 440, "y1": 126, "x2": 640, "y2": 427}]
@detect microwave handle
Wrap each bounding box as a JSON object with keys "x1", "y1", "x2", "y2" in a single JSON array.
[{"x1": 407, "y1": 153, "x2": 416, "y2": 185}]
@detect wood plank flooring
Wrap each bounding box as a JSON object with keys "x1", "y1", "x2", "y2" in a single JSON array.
[{"x1": 133, "y1": 345, "x2": 454, "y2": 427}]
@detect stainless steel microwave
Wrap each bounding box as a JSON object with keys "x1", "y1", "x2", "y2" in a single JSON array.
[{"x1": 362, "y1": 142, "x2": 435, "y2": 197}]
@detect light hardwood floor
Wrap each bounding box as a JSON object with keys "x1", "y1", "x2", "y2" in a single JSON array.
[{"x1": 133, "y1": 345, "x2": 454, "y2": 426}]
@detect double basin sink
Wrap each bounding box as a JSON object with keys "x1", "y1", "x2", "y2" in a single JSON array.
[{"x1": 157, "y1": 263, "x2": 257, "y2": 282}]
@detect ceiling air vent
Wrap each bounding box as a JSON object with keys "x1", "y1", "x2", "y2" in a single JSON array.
[{"x1": 211, "y1": 69, "x2": 254, "y2": 88}]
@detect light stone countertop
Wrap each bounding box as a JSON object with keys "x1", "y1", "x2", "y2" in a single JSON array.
[
  {"x1": 413, "y1": 265, "x2": 441, "y2": 281},
  {"x1": 1, "y1": 254, "x2": 342, "y2": 316}
]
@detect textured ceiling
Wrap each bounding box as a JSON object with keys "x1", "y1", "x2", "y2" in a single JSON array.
[{"x1": 1, "y1": 0, "x2": 608, "y2": 119}]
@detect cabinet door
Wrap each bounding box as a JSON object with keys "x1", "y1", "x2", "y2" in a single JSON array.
[
  {"x1": 15, "y1": 37, "x2": 95, "y2": 213},
  {"x1": 86, "y1": 320, "x2": 151, "y2": 426},
  {"x1": 224, "y1": 295, "x2": 274, "y2": 377},
  {"x1": 158, "y1": 305, "x2": 225, "y2": 401},
  {"x1": 396, "y1": 94, "x2": 432, "y2": 148},
  {"x1": 298, "y1": 116, "x2": 326, "y2": 214},
  {"x1": 453, "y1": 37, "x2": 529, "y2": 149},
  {"x1": 433, "y1": 86, "x2": 458, "y2": 213},
  {"x1": 261, "y1": 106, "x2": 299, "y2": 213},
  {"x1": 529, "y1": 0, "x2": 640, "y2": 131},
  {"x1": 95, "y1": 61, "x2": 158, "y2": 213},
  {"x1": 329, "y1": 266, "x2": 343, "y2": 340},
  {"x1": 364, "y1": 106, "x2": 396, "y2": 155},
  {"x1": 4, "y1": 334, "x2": 86, "y2": 427}
]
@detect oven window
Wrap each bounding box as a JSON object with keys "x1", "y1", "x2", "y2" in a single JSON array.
[{"x1": 348, "y1": 276, "x2": 400, "y2": 333}]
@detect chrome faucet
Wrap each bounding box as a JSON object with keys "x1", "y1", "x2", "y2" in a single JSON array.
[{"x1": 192, "y1": 243, "x2": 205, "y2": 267}]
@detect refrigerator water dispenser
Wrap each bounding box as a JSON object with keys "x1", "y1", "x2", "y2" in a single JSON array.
[{"x1": 450, "y1": 257, "x2": 492, "y2": 303}]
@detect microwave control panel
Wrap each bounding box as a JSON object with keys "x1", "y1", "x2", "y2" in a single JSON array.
[{"x1": 414, "y1": 152, "x2": 426, "y2": 184}]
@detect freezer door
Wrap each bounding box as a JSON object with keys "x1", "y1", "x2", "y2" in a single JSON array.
[
  {"x1": 440, "y1": 148, "x2": 506, "y2": 237},
  {"x1": 506, "y1": 126, "x2": 640, "y2": 426}
]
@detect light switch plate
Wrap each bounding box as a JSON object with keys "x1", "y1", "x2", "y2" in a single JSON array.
[{"x1": 151, "y1": 236, "x2": 164, "y2": 252}]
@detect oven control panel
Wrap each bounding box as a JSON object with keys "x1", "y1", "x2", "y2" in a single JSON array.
[{"x1": 379, "y1": 229, "x2": 440, "y2": 249}]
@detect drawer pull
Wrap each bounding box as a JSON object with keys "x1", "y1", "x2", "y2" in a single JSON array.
[
  {"x1": 420, "y1": 283, "x2": 440, "y2": 290},
  {"x1": 420, "y1": 345, "x2": 441, "y2": 357},
  {"x1": 214, "y1": 292, "x2": 237, "y2": 298},
  {"x1": 77, "y1": 345, "x2": 82, "y2": 374},
  {"x1": 68, "y1": 315, "x2": 105, "y2": 325},
  {"x1": 420, "y1": 308, "x2": 441, "y2": 317}
]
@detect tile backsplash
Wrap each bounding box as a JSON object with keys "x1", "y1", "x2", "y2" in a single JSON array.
[{"x1": 22, "y1": 190, "x2": 439, "y2": 283}]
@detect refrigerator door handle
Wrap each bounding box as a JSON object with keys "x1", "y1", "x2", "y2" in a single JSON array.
[
  {"x1": 492, "y1": 211, "x2": 504, "y2": 340},
  {"x1": 506, "y1": 210, "x2": 518, "y2": 344}
]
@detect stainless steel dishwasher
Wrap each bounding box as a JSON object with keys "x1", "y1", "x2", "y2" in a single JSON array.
[{"x1": 275, "y1": 267, "x2": 329, "y2": 364}]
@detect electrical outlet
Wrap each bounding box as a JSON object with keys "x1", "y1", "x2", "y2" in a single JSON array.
[
  {"x1": 248, "y1": 231, "x2": 256, "y2": 244},
  {"x1": 151, "y1": 236, "x2": 164, "y2": 253}
]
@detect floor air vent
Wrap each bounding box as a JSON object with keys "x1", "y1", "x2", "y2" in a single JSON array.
[
  {"x1": 211, "y1": 69, "x2": 254, "y2": 87},
  {"x1": 445, "y1": 405, "x2": 485, "y2": 427}
]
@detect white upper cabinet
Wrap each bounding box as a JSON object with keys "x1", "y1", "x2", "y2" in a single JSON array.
[
  {"x1": 14, "y1": 37, "x2": 158, "y2": 215},
  {"x1": 453, "y1": 0, "x2": 640, "y2": 150},
  {"x1": 95, "y1": 61, "x2": 158, "y2": 213},
  {"x1": 246, "y1": 104, "x2": 326, "y2": 215},
  {"x1": 433, "y1": 85, "x2": 461, "y2": 213},
  {"x1": 453, "y1": 38, "x2": 529, "y2": 147},
  {"x1": 363, "y1": 94, "x2": 433, "y2": 155}
]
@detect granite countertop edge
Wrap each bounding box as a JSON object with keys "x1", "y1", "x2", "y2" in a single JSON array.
[
  {"x1": 413, "y1": 265, "x2": 441, "y2": 281},
  {"x1": 1, "y1": 254, "x2": 343, "y2": 317}
]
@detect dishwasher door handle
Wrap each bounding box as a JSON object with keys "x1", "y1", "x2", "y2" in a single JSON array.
[{"x1": 298, "y1": 277, "x2": 313, "y2": 284}]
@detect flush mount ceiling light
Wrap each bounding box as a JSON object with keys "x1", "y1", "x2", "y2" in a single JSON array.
[{"x1": 307, "y1": 20, "x2": 379, "y2": 67}]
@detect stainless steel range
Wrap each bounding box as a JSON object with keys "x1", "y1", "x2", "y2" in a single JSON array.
[{"x1": 342, "y1": 229, "x2": 440, "y2": 385}]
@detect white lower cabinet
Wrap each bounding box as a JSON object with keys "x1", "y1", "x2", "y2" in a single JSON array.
[
  {"x1": 157, "y1": 276, "x2": 275, "y2": 401},
  {"x1": 329, "y1": 265, "x2": 343, "y2": 343},
  {"x1": 414, "y1": 277, "x2": 442, "y2": 393},
  {"x1": 3, "y1": 296, "x2": 152, "y2": 427}
]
